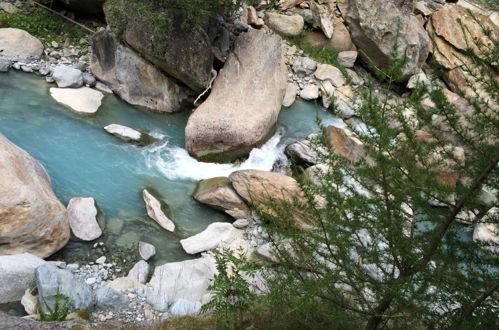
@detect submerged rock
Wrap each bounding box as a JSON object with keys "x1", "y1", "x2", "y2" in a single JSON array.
[
  {"x1": 67, "y1": 197, "x2": 102, "y2": 241},
  {"x1": 193, "y1": 177, "x2": 249, "y2": 219},
  {"x1": 0, "y1": 28, "x2": 43, "y2": 62},
  {"x1": 50, "y1": 87, "x2": 103, "y2": 114},
  {"x1": 185, "y1": 29, "x2": 286, "y2": 162},
  {"x1": 180, "y1": 222, "x2": 244, "y2": 255},
  {"x1": 52, "y1": 65, "x2": 84, "y2": 88},
  {"x1": 35, "y1": 264, "x2": 94, "y2": 312},
  {"x1": 0, "y1": 133, "x2": 69, "y2": 258},
  {"x1": 104, "y1": 124, "x2": 157, "y2": 146},
  {"x1": 142, "y1": 189, "x2": 175, "y2": 232},
  {"x1": 90, "y1": 30, "x2": 187, "y2": 112},
  {"x1": 146, "y1": 256, "x2": 216, "y2": 311},
  {"x1": 0, "y1": 254, "x2": 46, "y2": 304}
]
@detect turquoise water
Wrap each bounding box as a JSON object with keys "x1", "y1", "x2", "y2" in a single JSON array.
[{"x1": 0, "y1": 71, "x2": 342, "y2": 264}]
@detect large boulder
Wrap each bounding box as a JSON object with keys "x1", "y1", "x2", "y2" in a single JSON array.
[
  {"x1": 0, "y1": 28, "x2": 43, "y2": 62},
  {"x1": 146, "y1": 256, "x2": 216, "y2": 311},
  {"x1": 50, "y1": 87, "x2": 104, "y2": 114},
  {"x1": 185, "y1": 29, "x2": 287, "y2": 162},
  {"x1": 35, "y1": 264, "x2": 94, "y2": 312},
  {"x1": 90, "y1": 30, "x2": 187, "y2": 112},
  {"x1": 0, "y1": 254, "x2": 47, "y2": 304},
  {"x1": 104, "y1": 0, "x2": 221, "y2": 92},
  {"x1": 193, "y1": 177, "x2": 250, "y2": 219},
  {"x1": 180, "y1": 222, "x2": 244, "y2": 255},
  {"x1": 0, "y1": 133, "x2": 69, "y2": 258},
  {"x1": 338, "y1": 0, "x2": 429, "y2": 77}
]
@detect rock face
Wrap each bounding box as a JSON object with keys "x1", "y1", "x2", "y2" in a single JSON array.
[
  {"x1": 50, "y1": 87, "x2": 104, "y2": 114},
  {"x1": 229, "y1": 170, "x2": 304, "y2": 205},
  {"x1": 338, "y1": 0, "x2": 429, "y2": 76},
  {"x1": 185, "y1": 29, "x2": 286, "y2": 162},
  {"x1": 180, "y1": 222, "x2": 244, "y2": 255},
  {"x1": 142, "y1": 189, "x2": 175, "y2": 232},
  {"x1": 0, "y1": 28, "x2": 43, "y2": 62},
  {"x1": 52, "y1": 65, "x2": 84, "y2": 88},
  {"x1": 0, "y1": 133, "x2": 69, "y2": 258},
  {"x1": 104, "y1": 1, "x2": 219, "y2": 93},
  {"x1": 193, "y1": 177, "x2": 249, "y2": 219},
  {"x1": 90, "y1": 30, "x2": 187, "y2": 112},
  {"x1": 427, "y1": 2, "x2": 498, "y2": 96},
  {"x1": 264, "y1": 12, "x2": 304, "y2": 37},
  {"x1": 146, "y1": 256, "x2": 216, "y2": 312},
  {"x1": 0, "y1": 254, "x2": 46, "y2": 304},
  {"x1": 35, "y1": 264, "x2": 94, "y2": 311},
  {"x1": 67, "y1": 197, "x2": 102, "y2": 241}
]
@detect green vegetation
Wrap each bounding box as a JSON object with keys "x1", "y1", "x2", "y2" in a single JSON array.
[
  {"x1": 0, "y1": 8, "x2": 88, "y2": 44},
  {"x1": 38, "y1": 290, "x2": 72, "y2": 322}
]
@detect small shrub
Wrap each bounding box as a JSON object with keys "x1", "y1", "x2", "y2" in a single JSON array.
[{"x1": 37, "y1": 290, "x2": 72, "y2": 322}]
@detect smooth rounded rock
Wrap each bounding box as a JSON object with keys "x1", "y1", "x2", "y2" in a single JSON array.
[
  {"x1": 50, "y1": 87, "x2": 103, "y2": 114},
  {"x1": 67, "y1": 197, "x2": 102, "y2": 241},
  {"x1": 138, "y1": 241, "x2": 156, "y2": 260},
  {"x1": 0, "y1": 28, "x2": 43, "y2": 62},
  {"x1": 180, "y1": 222, "x2": 244, "y2": 255},
  {"x1": 52, "y1": 65, "x2": 83, "y2": 88}
]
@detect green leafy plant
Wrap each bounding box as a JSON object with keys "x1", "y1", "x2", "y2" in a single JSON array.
[
  {"x1": 37, "y1": 289, "x2": 72, "y2": 322},
  {"x1": 201, "y1": 247, "x2": 255, "y2": 329}
]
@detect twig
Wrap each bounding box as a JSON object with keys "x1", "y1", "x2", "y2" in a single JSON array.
[{"x1": 32, "y1": 1, "x2": 95, "y2": 34}]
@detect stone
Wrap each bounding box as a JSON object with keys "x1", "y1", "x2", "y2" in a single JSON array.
[
  {"x1": 185, "y1": 29, "x2": 286, "y2": 162},
  {"x1": 142, "y1": 189, "x2": 175, "y2": 232},
  {"x1": 229, "y1": 170, "x2": 304, "y2": 206},
  {"x1": 35, "y1": 264, "x2": 94, "y2": 312},
  {"x1": 127, "y1": 260, "x2": 149, "y2": 284},
  {"x1": 264, "y1": 12, "x2": 304, "y2": 37},
  {"x1": 300, "y1": 84, "x2": 320, "y2": 100},
  {"x1": 138, "y1": 241, "x2": 156, "y2": 260},
  {"x1": 146, "y1": 256, "x2": 216, "y2": 311},
  {"x1": 285, "y1": 138, "x2": 319, "y2": 165},
  {"x1": 324, "y1": 125, "x2": 365, "y2": 162},
  {"x1": 193, "y1": 177, "x2": 250, "y2": 219},
  {"x1": 233, "y1": 20, "x2": 250, "y2": 34},
  {"x1": 338, "y1": 51, "x2": 358, "y2": 68},
  {"x1": 292, "y1": 57, "x2": 317, "y2": 76},
  {"x1": 67, "y1": 197, "x2": 102, "y2": 241},
  {"x1": 21, "y1": 289, "x2": 38, "y2": 315},
  {"x1": 320, "y1": 80, "x2": 335, "y2": 109},
  {"x1": 0, "y1": 28, "x2": 43, "y2": 62},
  {"x1": 50, "y1": 87, "x2": 103, "y2": 114},
  {"x1": 82, "y1": 72, "x2": 96, "y2": 87},
  {"x1": 279, "y1": 0, "x2": 304, "y2": 10},
  {"x1": 170, "y1": 298, "x2": 201, "y2": 316},
  {"x1": 256, "y1": 243, "x2": 278, "y2": 263},
  {"x1": 305, "y1": 164, "x2": 332, "y2": 186},
  {"x1": 407, "y1": 72, "x2": 430, "y2": 89},
  {"x1": 0, "y1": 2, "x2": 19, "y2": 13},
  {"x1": 90, "y1": 30, "x2": 187, "y2": 112},
  {"x1": 282, "y1": 83, "x2": 298, "y2": 107},
  {"x1": 0, "y1": 254, "x2": 46, "y2": 304},
  {"x1": 104, "y1": 124, "x2": 142, "y2": 144},
  {"x1": 95, "y1": 285, "x2": 129, "y2": 311},
  {"x1": 310, "y1": 0, "x2": 335, "y2": 38},
  {"x1": 0, "y1": 57, "x2": 11, "y2": 72},
  {"x1": 103, "y1": 2, "x2": 219, "y2": 93},
  {"x1": 314, "y1": 63, "x2": 346, "y2": 87},
  {"x1": 108, "y1": 277, "x2": 146, "y2": 293},
  {"x1": 473, "y1": 222, "x2": 498, "y2": 247},
  {"x1": 338, "y1": 0, "x2": 430, "y2": 77},
  {"x1": 247, "y1": 6, "x2": 263, "y2": 28},
  {"x1": 180, "y1": 222, "x2": 244, "y2": 255},
  {"x1": 95, "y1": 256, "x2": 106, "y2": 264},
  {"x1": 52, "y1": 65, "x2": 83, "y2": 88},
  {"x1": 233, "y1": 219, "x2": 250, "y2": 229},
  {"x1": 0, "y1": 133, "x2": 69, "y2": 258},
  {"x1": 334, "y1": 85, "x2": 358, "y2": 118}
]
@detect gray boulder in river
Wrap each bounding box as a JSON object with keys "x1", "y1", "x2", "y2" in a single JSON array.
[
  {"x1": 338, "y1": 0, "x2": 429, "y2": 77},
  {"x1": 185, "y1": 29, "x2": 287, "y2": 162},
  {"x1": 0, "y1": 133, "x2": 69, "y2": 258}
]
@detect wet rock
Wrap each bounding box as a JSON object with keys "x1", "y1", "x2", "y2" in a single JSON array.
[
  {"x1": 193, "y1": 177, "x2": 250, "y2": 219},
  {"x1": 0, "y1": 57, "x2": 11, "y2": 72},
  {"x1": 127, "y1": 260, "x2": 149, "y2": 284},
  {"x1": 35, "y1": 264, "x2": 94, "y2": 312},
  {"x1": 264, "y1": 12, "x2": 304, "y2": 37},
  {"x1": 138, "y1": 242, "x2": 156, "y2": 261},
  {"x1": 282, "y1": 83, "x2": 298, "y2": 107},
  {"x1": 67, "y1": 197, "x2": 102, "y2": 241},
  {"x1": 0, "y1": 133, "x2": 69, "y2": 258},
  {"x1": 52, "y1": 65, "x2": 83, "y2": 88},
  {"x1": 180, "y1": 222, "x2": 244, "y2": 255},
  {"x1": 142, "y1": 189, "x2": 175, "y2": 232},
  {"x1": 185, "y1": 29, "x2": 286, "y2": 162},
  {"x1": 300, "y1": 84, "x2": 319, "y2": 100},
  {"x1": 146, "y1": 256, "x2": 216, "y2": 311},
  {"x1": 0, "y1": 254, "x2": 46, "y2": 304},
  {"x1": 338, "y1": 0, "x2": 429, "y2": 77},
  {"x1": 50, "y1": 87, "x2": 103, "y2": 114},
  {"x1": 90, "y1": 30, "x2": 187, "y2": 112},
  {"x1": 95, "y1": 285, "x2": 129, "y2": 311},
  {"x1": 0, "y1": 28, "x2": 43, "y2": 62}
]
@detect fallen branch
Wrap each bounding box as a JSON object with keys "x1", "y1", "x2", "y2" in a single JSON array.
[
  {"x1": 193, "y1": 69, "x2": 218, "y2": 107},
  {"x1": 32, "y1": 1, "x2": 96, "y2": 34}
]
